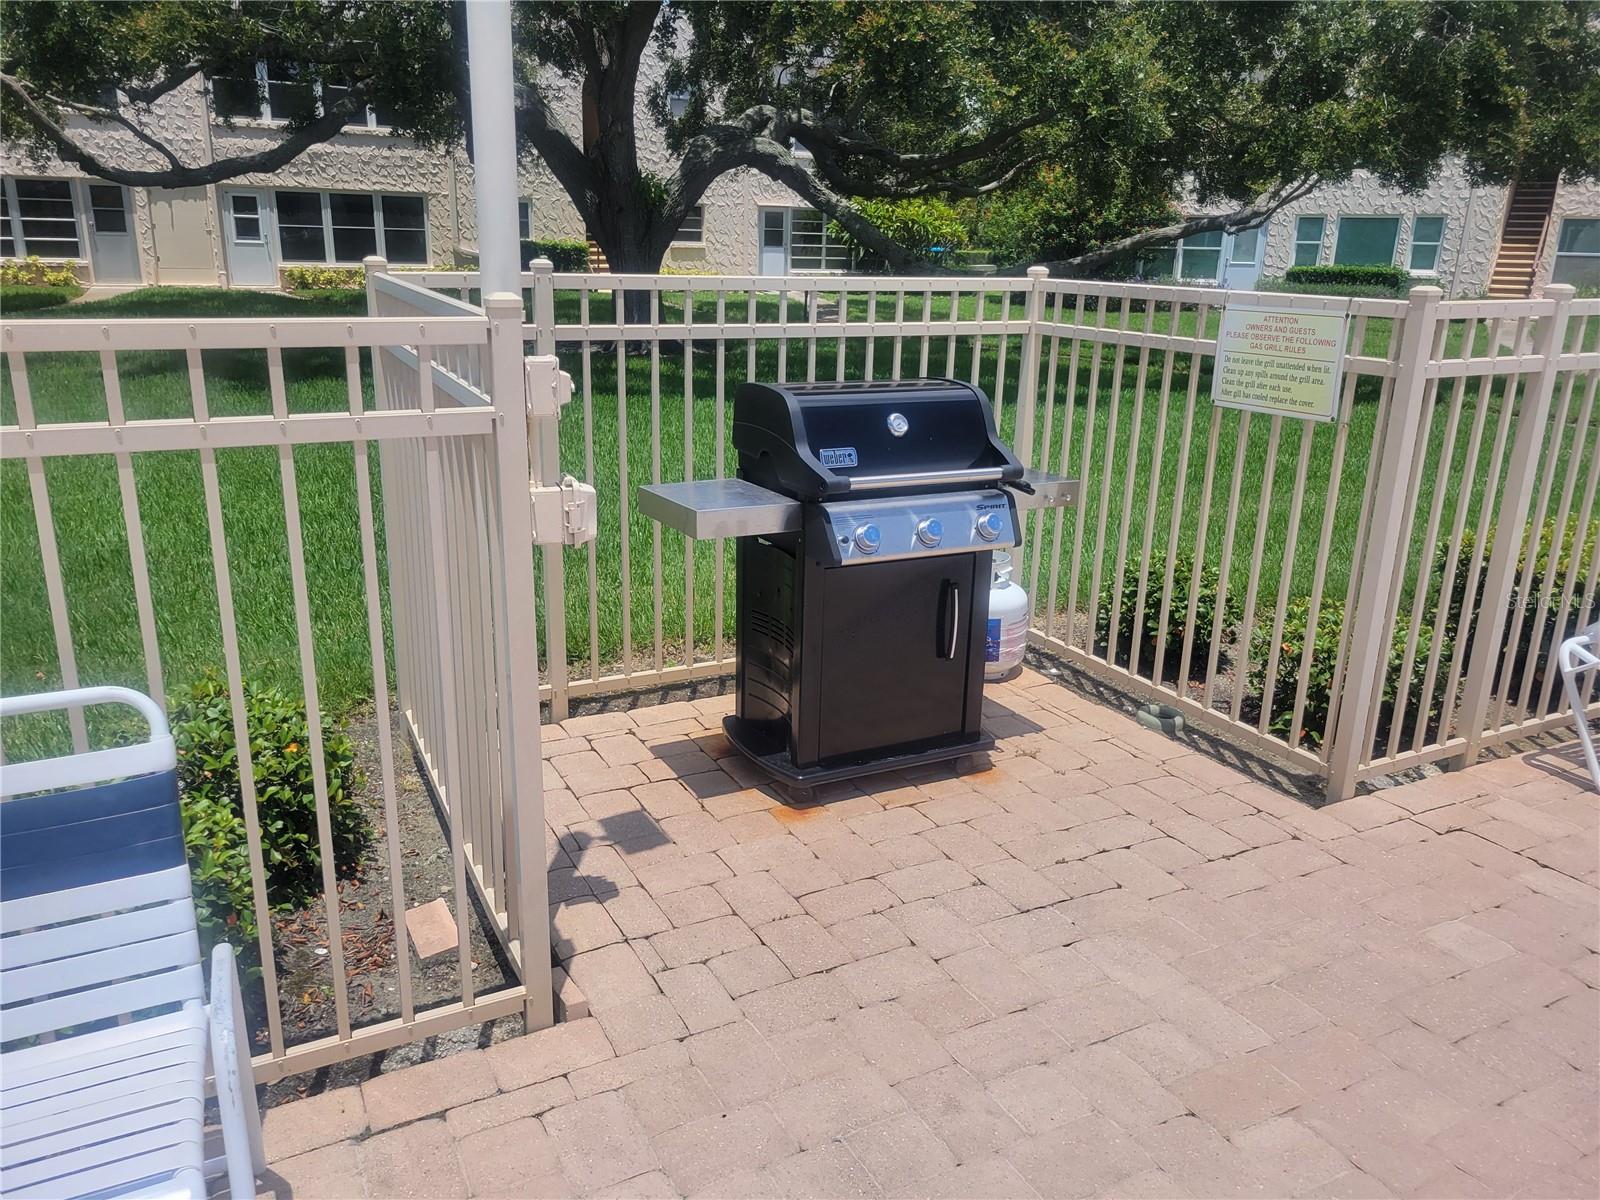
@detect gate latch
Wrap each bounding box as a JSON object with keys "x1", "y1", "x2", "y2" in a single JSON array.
[
  {"x1": 531, "y1": 474, "x2": 598, "y2": 546},
  {"x1": 525, "y1": 355, "x2": 574, "y2": 418}
]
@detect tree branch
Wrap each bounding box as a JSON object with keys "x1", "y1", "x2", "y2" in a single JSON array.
[
  {"x1": 805, "y1": 139, "x2": 1038, "y2": 199},
  {"x1": 513, "y1": 83, "x2": 599, "y2": 210},
  {"x1": 737, "y1": 135, "x2": 916, "y2": 272},
  {"x1": 2, "y1": 71, "x2": 375, "y2": 188},
  {"x1": 793, "y1": 112, "x2": 1051, "y2": 174},
  {"x1": 1036, "y1": 177, "x2": 1321, "y2": 275}
]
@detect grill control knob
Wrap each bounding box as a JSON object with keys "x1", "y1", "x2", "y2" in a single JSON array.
[
  {"x1": 916, "y1": 518, "x2": 944, "y2": 547},
  {"x1": 853, "y1": 523, "x2": 882, "y2": 554},
  {"x1": 975, "y1": 511, "x2": 1004, "y2": 542}
]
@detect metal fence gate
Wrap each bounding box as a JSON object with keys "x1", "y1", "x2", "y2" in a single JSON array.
[{"x1": 1, "y1": 271, "x2": 552, "y2": 1082}]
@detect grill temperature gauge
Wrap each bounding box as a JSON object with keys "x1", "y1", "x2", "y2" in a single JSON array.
[
  {"x1": 975, "y1": 511, "x2": 1004, "y2": 541},
  {"x1": 853, "y1": 523, "x2": 882, "y2": 553}
]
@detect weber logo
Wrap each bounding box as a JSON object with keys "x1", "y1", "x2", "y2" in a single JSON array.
[{"x1": 819, "y1": 447, "x2": 859, "y2": 468}]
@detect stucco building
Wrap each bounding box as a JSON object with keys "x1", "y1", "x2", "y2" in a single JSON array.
[{"x1": 2, "y1": 63, "x2": 1596, "y2": 296}]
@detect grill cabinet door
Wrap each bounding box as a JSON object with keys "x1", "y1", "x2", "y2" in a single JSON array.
[{"x1": 810, "y1": 556, "x2": 981, "y2": 762}]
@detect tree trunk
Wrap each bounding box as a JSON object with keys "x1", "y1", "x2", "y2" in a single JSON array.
[{"x1": 591, "y1": 218, "x2": 673, "y2": 326}]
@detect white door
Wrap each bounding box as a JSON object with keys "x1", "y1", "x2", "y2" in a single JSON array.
[
  {"x1": 222, "y1": 190, "x2": 276, "y2": 286},
  {"x1": 1222, "y1": 223, "x2": 1267, "y2": 290},
  {"x1": 84, "y1": 183, "x2": 140, "y2": 284},
  {"x1": 759, "y1": 208, "x2": 788, "y2": 276}
]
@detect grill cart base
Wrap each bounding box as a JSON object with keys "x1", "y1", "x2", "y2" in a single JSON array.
[{"x1": 723, "y1": 714, "x2": 995, "y2": 805}]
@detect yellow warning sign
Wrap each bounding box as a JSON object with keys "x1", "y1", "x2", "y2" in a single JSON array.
[{"x1": 1212, "y1": 304, "x2": 1350, "y2": 422}]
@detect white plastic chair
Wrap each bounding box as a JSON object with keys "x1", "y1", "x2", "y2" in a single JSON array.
[
  {"x1": 0, "y1": 687, "x2": 264, "y2": 1200},
  {"x1": 1559, "y1": 623, "x2": 1600, "y2": 794}
]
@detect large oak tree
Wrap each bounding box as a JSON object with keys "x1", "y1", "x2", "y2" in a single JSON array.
[{"x1": 4, "y1": 1, "x2": 1597, "y2": 275}]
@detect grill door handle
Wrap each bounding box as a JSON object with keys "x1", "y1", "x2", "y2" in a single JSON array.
[{"x1": 941, "y1": 581, "x2": 960, "y2": 659}]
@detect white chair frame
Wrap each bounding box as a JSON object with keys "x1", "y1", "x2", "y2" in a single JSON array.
[
  {"x1": 1558, "y1": 624, "x2": 1600, "y2": 794},
  {"x1": 1, "y1": 687, "x2": 264, "y2": 1199}
]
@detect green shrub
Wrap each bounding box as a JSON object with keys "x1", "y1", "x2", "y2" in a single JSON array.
[
  {"x1": 1, "y1": 255, "x2": 81, "y2": 287},
  {"x1": 282, "y1": 265, "x2": 366, "y2": 290},
  {"x1": 1, "y1": 283, "x2": 82, "y2": 312},
  {"x1": 520, "y1": 239, "x2": 590, "y2": 271},
  {"x1": 170, "y1": 673, "x2": 367, "y2": 957},
  {"x1": 1094, "y1": 553, "x2": 1240, "y2": 680},
  {"x1": 1437, "y1": 517, "x2": 1599, "y2": 707},
  {"x1": 1248, "y1": 597, "x2": 1439, "y2": 750},
  {"x1": 1256, "y1": 276, "x2": 1406, "y2": 300},
  {"x1": 1284, "y1": 264, "x2": 1413, "y2": 294},
  {"x1": 830, "y1": 198, "x2": 969, "y2": 269}
]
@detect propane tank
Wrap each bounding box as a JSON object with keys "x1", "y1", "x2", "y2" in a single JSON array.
[{"x1": 985, "y1": 551, "x2": 1029, "y2": 681}]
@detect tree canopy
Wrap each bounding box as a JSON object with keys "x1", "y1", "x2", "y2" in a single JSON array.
[{"x1": 3, "y1": 0, "x2": 1597, "y2": 275}]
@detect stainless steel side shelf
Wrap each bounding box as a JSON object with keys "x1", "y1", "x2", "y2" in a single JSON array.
[
  {"x1": 1010, "y1": 470, "x2": 1079, "y2": 511},
  {"x1": 636, "y1": 479, "x2": 802, "y2": 540}
]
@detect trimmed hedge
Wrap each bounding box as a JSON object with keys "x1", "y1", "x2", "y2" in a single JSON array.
[
  {"x1": 1284, "y1": 263, "x2": 1414, "y2": 293},
  {"x1": 1256, "y1": 277, "x2": 1408, "y2": 300},
  {"x1": 1, "y1": 283, "x2": 82, "y2": 312},
  {"x1": 282, "y1": 265, "x2": 365, "y2": 290},
  {"x1": 521, "y1": 239, "x2": 589, "y2": 271},
  {"x1": 1093, "y1": 552, "x2": 1240, "y2": 680},
  {"x1": 2, "y1": 255, "x2": 81, "y2": 288}
]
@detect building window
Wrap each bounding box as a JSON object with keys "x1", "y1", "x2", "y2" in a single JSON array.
[
  {"x1": 1409, "y1": 215, "x2": 1445, "y2": 274},
  {"x1": 88, "y1": 184, "x2": 128, "y2": 235},
  {"x1": 1294, "y1": 216, "x2": 1325, "y2": 267},
  {"x1": 275, "y1": 191, "x2": 327, "y2": 262},
  {"x1": 1138, "y1": 229, "x2": 1226, "y2": 282},
  {"x1": 269, "y1": 190, "x2": 428, "y2": 265},
  {"x1": 210, "y1": 62, "x2": 389, "y2": 129},
  {"x1": 0, "y1": 191, "x2": 12, "y2": 259},
  {"x1": 230, "y1": 193, "x2": 263, "y2": 243},
  {"x1": 1177, "y1": 230, "x2": 1223, "y2": 280},
  {"x1": 1229, "y1": 227, "x2": 1261, "y2": 265},
  {"x1": 1551, "y1": 218, "x2": 1600, "y2": 290},
  {"x1": 330, "y1": 193, "x2": 378, "y2": 261},
  {"x1": 519, "y1": 200, "x2": 532, "y2": 240},
  {"x1": 675, "y1": 205, "x2": 704, "y2": 244},
  {"x1": 789, "y1": 208, "x2": 851, "y2": 270},
  {"x1": 1334, "y1": 216, "x2": 1400, "y2": 266},
  {"x1": 210, "y1": 71, "x2": 260, "y2": 120},
  {"x1": 1, "y1": 178, "x2": 82, "y2": 259},
  {"x1": 381, "y1": 195, "x2": 427, "y2": 264}
]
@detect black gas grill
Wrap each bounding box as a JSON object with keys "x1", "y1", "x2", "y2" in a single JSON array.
[{"x1": 639, "y1": 377, "x2": 1074, "y2": 802}]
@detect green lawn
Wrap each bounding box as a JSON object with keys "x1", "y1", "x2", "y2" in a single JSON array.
[{"x1": 3, "y1": 285, "x2": 1588, "y2": 757}]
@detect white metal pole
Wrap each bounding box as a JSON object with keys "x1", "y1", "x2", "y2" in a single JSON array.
[
  {"x1": 466, "y1": 0, "x2": 522, "y2": 294},
  {"x1": 466, "y1": 0, "x2": 556, "y2": 1030}
]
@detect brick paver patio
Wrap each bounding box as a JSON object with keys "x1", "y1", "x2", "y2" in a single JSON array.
[{"x1": 259, "y1": 667, "x2": 1599, "y2": 1199}]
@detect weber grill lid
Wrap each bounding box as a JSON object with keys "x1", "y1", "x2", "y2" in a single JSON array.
[{"x1": 734, "y1": 378, "x2": 1023, "y2": 501}]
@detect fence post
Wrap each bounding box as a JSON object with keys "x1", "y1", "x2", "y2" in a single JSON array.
[
  {"x1": 527, "y1": 258, "x2": 570, "y2": 722},
  {"x1": 1326, "y1": 285, "x2": 1442, "y2": 801},
  {"x1": 1014, "y1": 266, "x2": 1050, "y2": 468},
  {"x1": 1012, "y1": 266, "x2": 1049, "y2": 582},
  {"x1": 484, "y1": 291, "x2": 556, "y2": 1031},
  {"x1": 1453, "y1": 283, "x2": 1575, "y2": 767}
]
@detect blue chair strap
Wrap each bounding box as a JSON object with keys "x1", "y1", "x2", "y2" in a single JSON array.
[{"x1": 0, "y1": 770, "x2": 185, "y2": 902}]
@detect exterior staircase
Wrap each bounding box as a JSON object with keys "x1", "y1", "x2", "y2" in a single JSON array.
[
  {"x1": 586, "y1": 237, "x2": 610, "y2": 273},
  {"x1": 1486, "y1": 179, "x2": 1557, "y2": 298}
]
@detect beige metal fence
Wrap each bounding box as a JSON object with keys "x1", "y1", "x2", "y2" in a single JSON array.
[
  {"x1": 2, "y1": 265, "x2": 1593, "y2": 1078},
  {"x1": 407, "y1": 264, "x2": 1595, "y2": 798},
  {"x1": 0, "y1": 281, "x2": 552, "y2": 1082}
]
